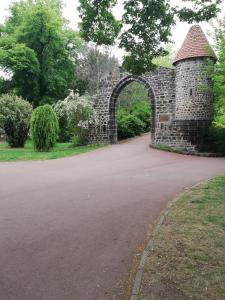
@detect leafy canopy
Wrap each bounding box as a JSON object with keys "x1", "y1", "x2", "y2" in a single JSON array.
[
  {"x1": 0, "y1": 0, "x2": 81, "y2": 106},
  {"x1": 213, "y1": 17, "x2": 225, "y2": 116},
  {"x1": 78, "y1": 0, "x2": 222, "y2": 74},
  {"x1": 78, "y1": 0, "x2": 121, "y2": 45}
]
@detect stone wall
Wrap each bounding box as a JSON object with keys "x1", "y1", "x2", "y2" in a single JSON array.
[
  {"x1": 88, "y1": 60, "x2": 214, "y2": 151},
  {"x1": 175, "y1": 58, "x2": 213, "y2": 120},
  {"x1": 89, "y1": 67, "x2": 176, "y2": 146},
  {"x1": 171, "y1": 58, "x2": 213, "y2": 150}
]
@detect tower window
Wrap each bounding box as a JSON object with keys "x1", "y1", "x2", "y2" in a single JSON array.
[
  {"x1": 102, "y1": 125, "x2": 107, "y2": 133},
  {"x1": 190, "y1": 88, "x2": 193, "y2": 96}
]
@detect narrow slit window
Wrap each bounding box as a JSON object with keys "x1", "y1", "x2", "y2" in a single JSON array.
[{"x1": 102, "y1": 125, "x2": 107, "y2": 133}]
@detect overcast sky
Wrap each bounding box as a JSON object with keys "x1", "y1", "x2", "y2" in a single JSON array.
[{"x1": 0, "y1": 0, "x2": 225, "y2": 60}]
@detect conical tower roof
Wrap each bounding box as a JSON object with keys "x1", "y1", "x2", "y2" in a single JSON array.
[{"x1": 173, "y1": 25, "x2": 217, "y2": 65}]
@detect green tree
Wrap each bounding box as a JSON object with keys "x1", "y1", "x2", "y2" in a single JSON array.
[
  {"x1": 0, "y1": 0, "x2": 81, "y2": 106},
  {"x1": 116, "y1": 82, "x2": 151, "y2": 139},
  {"x1": 75, "y1": 44, "x2": 120, "y2": 95},
  {"x1": 31, "y1": 104, "x2": 59, "y2": 151},
  {"x1": 177, "y1": 0, "x2": 222, "y2": 23},
  {"x1": 117, "y1": 82, "x2": 150, "y2": 108},
  {"x1": 214, "y1": 17, "x2": 225, "y2": 116},
  {"x1": 152, "y1": 44, "x2": 175, "y2": 68},
  {"x1": 79, "y1": 0, "x2": 222, "y2": 75},
  {"x1": 78, "y1": 0, "x2": 121, "y2": 46},
  {"x1": 120, "y1": 0, "x2": 175, "y2": 74}
]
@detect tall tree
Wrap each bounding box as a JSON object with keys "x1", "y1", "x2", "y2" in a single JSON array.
[
  {"x1": 120, "y1": 0, "x2": 175, "y2": 74},
  {"x1": 177, "y1": 0, "x2": 222, "y2": 23},
  {"x1": 0, "y1": 0, "x2": 81, "y2": 106},
  {"x1": 78, "y1": 0, "x2": 222, "y2": 75},
  {"x1": 78, "y1": 0, "x2": 121, "y2": 46},
  {"x1": 152, "y1": 44, "x2": 175, "y2": 68},
  {"x1": 213, "y1": 17, "x2": 225, "y2": 116},
  {"x1": 74, "y1": 44, "x2": 120, "y2": 95}
]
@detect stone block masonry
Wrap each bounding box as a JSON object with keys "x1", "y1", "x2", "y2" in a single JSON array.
[{"x1": 88, "y1": 25, "x2": 216, "y2": 152}]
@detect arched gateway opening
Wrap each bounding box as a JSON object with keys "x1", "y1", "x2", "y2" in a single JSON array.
[{"x1": 108, "y1": 75, "x2": 156, "y2": 144}]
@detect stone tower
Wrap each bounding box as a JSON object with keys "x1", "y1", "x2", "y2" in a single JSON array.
[{"x1": 173, "y1": 25, "x2": 217, "y2": 149}]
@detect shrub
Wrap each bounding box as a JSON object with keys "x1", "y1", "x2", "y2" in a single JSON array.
[
  {"x1": 132, "y1": 101, "x2": 151, "y2": 131},
  {"x1": 72, "y1": 135, "x2": 88, "y2": 147},
  {"x1": 215, "y1": 115, "x2": 225, "y2": 126},
  {"x1": 0, "y1": 94, "x2": 33, "y2": 147},
  {"x1": 117, "y1": 101, "x2": 151, "y2": 140},
  {"x1": 117, "y1": 108, "x2": 145, "y2": 139},
  {"x1": 203, "y1": 117, "x2": 225, "y2": 153},
  {"x1": 54, "y1": 90, "x2": 99, "y2": 146},
  {"x1": 53, "y1": 100, "x2": 71, "y2": 142},
  {"x1": 30, "y1": 104, "x2": 59, "y2": 151}
]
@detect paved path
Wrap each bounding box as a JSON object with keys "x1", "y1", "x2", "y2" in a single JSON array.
[{"x1": 0, "y1": 135, "x2": 225, "y2": 300}]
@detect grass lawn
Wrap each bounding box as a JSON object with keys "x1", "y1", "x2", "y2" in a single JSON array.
[
  {"x1": 0, "y1": 140, "x2": 104, "y2": 161},
  {"x1": 139, "y1": 176, "x2": 225, "y2": 300}
]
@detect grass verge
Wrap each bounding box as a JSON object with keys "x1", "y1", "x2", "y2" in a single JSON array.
[
  {"x1": 0, "y1": 140, "x2": 104, "y2": 161},
  {"x1": 139, "y1": 176, "x2": 225, "y2": 300}
]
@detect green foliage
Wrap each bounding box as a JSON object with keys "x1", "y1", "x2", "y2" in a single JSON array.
[
  {"x1": 207, "y1": 122, "x2": 225, "y2": 153},
  {"x1": 204, "y1": 17, "x2": 225, "y2": 154},
  {"x1": 204, "y1": 114, "x2": 225, "y2": 153},
  {"x1": 72, "y1": 135, "x2": 88, "y2": 147},
  {"x1": 132, "y1": 101, "x2": 151, "y2": 131},
  {"x1": 0, "y1": 93, "x2": 33, "y2": 147},
  {"x1": 152, "y1": 44, "x2": 175, "y2": 68},
  {"x1": 53, "y1": 90, "x2": 97, "y2": 146},
  {"x1": 30, "y1": 104, "x2": 59, "y2": 151},
  {"x1": 79, "y1": 0, "x2": 222, "y2": 75},
  {"x1": 0, "y1": 44, "x2": 40, "y2": 100},
  {"x1": 117, "y1": 101, "x2": 151, "y2": 139},
  {"x1": 66, "y1": 92, "x2": 96, "y2": 145},
  {"x1": 120, "y1": 0, "x2": 175, "y2": 75},
  {"x1": 117, "y1": 82, "x2": 151, "y2": 139},
  {"x1": 117, "y1": 108, "x2": 145, "y2": 139},
  {"x1": 53, "y1": 100, "x2": 71, "y2": 142},
  {"x1": 78, "y1": 0, "x2": 121, "y2": 45},
  {"x1": 75, "y1": 44, "x2": 120, "y2": 95},
  {"x1": 0, "y1": 0, "x2": 81, "y2": 106},
  {"x1": 213, "y1": 17, "x2": 225, "y2": 116},
  {"x1": 117, "y1": 82, "x2": 150, "y2": 107},
  {"x1": 177, "y1": 0, "x2": 222, "y2": 23}
]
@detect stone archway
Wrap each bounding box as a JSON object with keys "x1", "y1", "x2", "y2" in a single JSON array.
[
  {"x1": 88, "y1": 67, "x2": 176, "y2": 147},
  {"x1": 108, "y1": 75, "x2": 156, "y2": 144}
]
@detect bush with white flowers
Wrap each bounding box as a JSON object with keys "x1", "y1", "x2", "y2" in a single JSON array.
[
  {"x1": 0, "y1": 94, "x2": 33, "y2": 147},
  {"x1": 53, "y1": 90, "x2": 99, "y2": 145}
]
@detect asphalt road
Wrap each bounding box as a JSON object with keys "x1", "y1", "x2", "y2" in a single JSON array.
[{"x1": 0, "y1": 135, "x2": 225, "y2": 300}]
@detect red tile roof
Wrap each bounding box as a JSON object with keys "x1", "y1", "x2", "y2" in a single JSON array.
[{"x1": 173, "y1": 25, "x2": 217, "y2": 65}]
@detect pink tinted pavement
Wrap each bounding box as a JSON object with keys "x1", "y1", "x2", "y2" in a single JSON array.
[{"x1": 0, "y1": 134, "x2": 225, "y2": 300}]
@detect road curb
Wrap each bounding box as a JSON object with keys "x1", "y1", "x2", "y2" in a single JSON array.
[
  {"x1": 129, "y1": 180, "x2": 211, "y2": 300},
  {"x1": 129, "y1": 200, "x2": 176, "y2": 299},
  {"x1": 150, "y1": 144, "x2": 225, "y2": 157}
]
